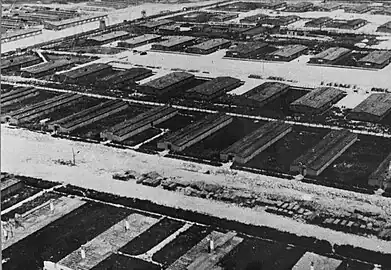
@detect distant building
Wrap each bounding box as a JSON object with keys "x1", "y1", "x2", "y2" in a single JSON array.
[
  {"x1": 1, "y1": 54, "x2": 42, "y2": 73},
  {"x1": 43, "y1": 14, "x2": 108, "y2": 30},
  {"x1": 21, "y1": 59, "x2": 76, "y2": 78},
  {"x1": 315, "y1": 3, "x2": 342, "y2": 11},
  {"x1": 344, "y1": 5, "x2": 372, "y2": 14},
  {"x1": 310, "y1": 47, "x2": 352, "y2": 65},
  {"x1": 284, "y1": 2, "x2": 313, "y2": 12},
  {"x1": 117, "y1": 34, "x2": 161, "y2": 48},
  {"x1": 140, "y1": 72, "x2": 195, "y2": 96},
  {"x1": 240, "y1": 13, "x2": 269, "y2": 24},
  {"x1": 1, "y1": 178, "x2": 24, "y2": 198},
  {"x1": 151, "y1": 36, "x2": 197, "y2": 51},
  {"x1": 56, "y1": 63, "x2": 113, "y2": 84},
  {"x1": 86, "y1": 31, "x2": 130, "y2": 46},
  {"x1": 242, "y1": 82, "x2": 290, "y2": 107},
  {"x1": 348, "y1": 93, "x2": 391, "y2": 122},
  {"x1": 304, "y1": 17, "x2": 332, "y2": 28},
  {"x1": 225, "y1": 42, "x2": 268, "y2": 58},
  {"x1": 1, "y1": 28, "x2": 42, "y2": 43},
  {"x1": 186, "y1": 38, "x2": 231, "y2": 54},
  {"x1": 210, "y1": 13, "x2": 239, "y2": 22},
  {"x1": 137, "y1": 19, "x2": 174, "y2": 32},
  {"x1": 266, "y1": 44, "x2": 308, "y2": 61},
  {"x1": 187, "y1": 76, "x2": 242, "y2": 101},
  {"x1": 339, "y1": 19, "x2": 367, "y2": 30},
  {"x1": 368, "y1": 153, "x2": 391, "y2": 190},
  {"x1": 290, "y1": 87, "x2": 346, "y2": 114},
  {"x1": 357, "y1": 50, "x2": 391, "y2": 69},
  {"x1": 261, "y1": 1, "x2": 287, "y2": 10},
  {"x1": 377, "y1": 21, "x2": 391, "y2": 34}
]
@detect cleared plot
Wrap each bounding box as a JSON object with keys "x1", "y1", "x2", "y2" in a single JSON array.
[
  {"x1": 1, "y1": 91, "x2": 59, "y2": 115},
  {"x1": 182, "y1": 118, "x2": 264, "y2": 161},
  {"x1": 219, "y1": 238, "x2": 305, "y2": 270},
  {"x1": 121, "y1": 128, "x2": 162, "y2": 146},
  {"x1": 119, "y1": 217, "x2": 184, "y2": 256},
  {"x1": 319, "y1": 136, "x2": 391, "y2": 187},
  {"x1": 92, "y1": 254, "x2": 161, "y2": 270},
  {"x1": 2, "y1": 191, "x2": 61, "y2": 220},
  {"x1": 1, "y1": 185, "x2": 41, "y2": 211},
  {"x1": 71, "y1": 105, "x2": 150, "y2": 140},
  {"x1": 244, "y1": 126, "x2": 329, "y2": 173},
  {"x1": 152, "y1": 224, "x2": 212, "y2": 267},
  {"x1": 2, "y1": 202, "x2": 133, "y2": 270},
  {"x1": 2, "y1": 196, "x2": 86, "y2": 251},
  {"x1": 58, "y1": 213, "x2": 158, "y2": 270}
]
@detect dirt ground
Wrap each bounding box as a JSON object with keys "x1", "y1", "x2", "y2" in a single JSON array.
[{"x1": 2, "y1": 125, "x2": 391, "y2": 254}]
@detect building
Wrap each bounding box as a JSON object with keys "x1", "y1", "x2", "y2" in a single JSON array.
[
  {"x1": 158, "y1": 23, "x2": 182, "y2": 35},
  {"x1": 210, "y1": 13, "x2": 239, "y2": 22},
  {"x1": 3, "y1": 93, "x2": 83, "y2": 125},
  {"x1": 141, "y1": 72, "x2": 195, "y2": 96},
  {"x1": 1, "y1": 178, "x2": 24, "y2": 198},
  {"x1": 21, "y1": 59, "x2": 76, "y2": 78},
  {"x1": 86, "y1": 31, "x2": 130, "y2": 46},
  {"x1": 100, "y1": 106, "x2": 178, "y2": 142},
  {"x1": 368, "y1": 153, "x2": 391, "y2": 190},
  {"x1": 372, "y1": 7, "x2": 391, "y2": 16},
  {"x1": 304, "y1": 17, "x2": 332, "y2": 28},
  {"x1": 151, "y1": 36, "x2": 197, "y2": 51},
  {"x1": 225, "y1": 42, "x2": 268, "y2": 58},
  {"x1": 137, "y1": 19, "x2": 174, "y2": 32},
  {"x1": 240, "y1": 26, "x2": 271, "y2": 40},
  {"x1": 97, "y1": 68, "x2": 153, "y2": 89},
  {"x1": 187, "y1": 76, "x2": 242, "y2": 100},
  {"x1": 47, "y1": 100, "x2": 129, "y2": 133},
  {"x1": 261, "y1": 15, "x2": 300, "y2": 27},
  {"x1": 310, "y1": 47, "x2": 352, "y2": 65},
  {"x1": 1, "y1": 54, "x2": 42, "y2": 73},
  {"x1": 290, "y1": 130, "x2": 358, "y2": 177},
  {"x1": 1, "y1": 28, "x2": 42, "y2": 43},
  {"x1": 2, "y1": 87, "x2": 39, "y2": 107},
  {"x1": 292, "y1": 253, "x2": 342, "y2": 270},
  {"x1": 377, "y1": 21, "x2": 391, "y2": 33},
  {"x1": 344, "y1": 5, "x2": 372, "y2": 14},
  {"x1": 220, "y1": 121, "x2": 292, "y2": 164},
  {"x1": 186, "y1": 38, "x2": 231, "y2": 54},
  {"x1": 290, "y1": 87, "x2": 346, "y2": 114},
  {"x1": 357, "y1": 50, "x2": 391, "y2": 69},
  {"x1": 157, "y1": 113, "x2": 233, "y2": 152},
  {"x1": 348, "y1": 93, "x2": 391, "y2": 122},
  {"x1": 117, "y1": 34, "x2": 162, "y2": 48},
  {"x1": 43, "y1": 14, "x2": 108, "y2": 30},
  {"x1": 284, "y1": 2, "x2": 313, "y2": 12},
  {"x1": 315, "y1": 3, "x2": 342, "y2": 11},
  {"x1": 266, "y1": 44, "x2": 308, "y2": 61},
  {"x1": 56, "y1": 63, "x2": 113, "y2": 84},
  {"x1": 262, "y1": 1, "x2": 287, "y2": 10},
  {"x1": 339, "y1": 19, "x2": 367, "y2": 30},
  {"x1": 242, "y1": 82, "x2": 290, "y2": 107},
  {"x1": 240, "y1": 14, "x2": 269, "y2": 24}
]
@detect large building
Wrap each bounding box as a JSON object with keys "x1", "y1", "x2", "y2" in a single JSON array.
[
  {"x1": 21, "y1": 59, "x2": 76, "y2": 78},
  {"x1": 97, "y1": 68, "x2": 152, "y2": 89},
  {"x1": 304, "y1": 17, "x2": 332, "y2": 28},
  {"x1": 339, "y1": 19, "x2": 367, "y2": 30},
  {"x1": 1, "y1": 178, "x2": 24, "y2": 198},
  {"x1": 348, "y1": 93, "x2": 391, "y2": 122},
  {"x1": 43, "y1": 14, "x2": 108, "y2": 30},
  {"x1": 290, "y1": 87, "x2": 346, "y2": 114},
  {"x1": 56, "y1": 63, "x2": 113, "y2": 84},
  {"x1": 220, "y1": 121, "x2": 292, "y2": 164},
  {"x1": 151, "y1": 36, "x2": 197, "y2": 51},
  {"x1": 239, "y1": 13, "x2": 269, "y2": 24},
  {"x1": 157, "y1": 113, "x2": 233, "y2": 152},
  {"x1": 225, "y1": 42, "x2": 268, "y2": 58},
  {"x1": 140, "y1": 72, "x2": 195, "y2": 96},
  {"x1": 290, "y1": 130, "x2": 358, "y2": 177},
  {"x1": 310, "y1": 47, "x2": 352, "y2": 65},
  {"x1": 186, "y1": 38, "x2": 231, "y2": 54},
  {"x1": 377, "y1": 21, "x2": 391, "y2": 33},
  {"x1": 47, "y1": 100, "x2": 129, "y2": 133},
  {"x1": 357, "y1": 50, "x2": 391, "y2": 69},
  {"x1": 137, "y1": 19, "x2": 174, "y2": 32},
  {"x1": 266, "y1": 44, "x2": 308, "y2": 61},
  {"x1": 368, "y1": 153, "x2": 391, "y2": 190},
  {"x1": 2, "y1": 87, "x2": 39, "y2": 107},
  {"x1": 344, "y1": 5, "x2": 372, "y2": 14},
  {"x1": 315, "y1": 3, "x2": 342, "y2": 11},
  {"x1": 100, "y1": 106, "x2": 178, "y2": 142},
  {"x1": 284, "y1": 2, "x2": 313, "y2": 12},
  {"x1": 1, "y1": 54, "x2": 42, "y2": 73},
  {"x1": 242, "y1": 82, "x2": 290, "y2": 107},
  {"x1": 86, "y1": 31, "x2": 130, "y2": 46},
  {"x1": 210, "y1": 13, "x2": 239, "y2": 22},
  {"x1": 117, "y1": 34, "x2": 162, "y2": 48},
  {"x1": 261, "y1": 15, "x2": 300, "y2": 27},
  {"x1": 2, "y1": 93, "x2": 83, "y2": 125},
  {"x1": 1, "y1": 28, "x2": 42, "y2": 43},
  {"x1": 187, "y1": 76, "x2": 242, "y2": 100}
]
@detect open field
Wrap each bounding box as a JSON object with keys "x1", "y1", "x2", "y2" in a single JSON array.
[
  {"x1": 244, "y1": 126, "x2": 329, "y2": 173},
  {"x1": 182, "y1": 117, "x2": 266, "y2": 161},
  {"x1": 70, "y1": 104, "x2": 150, "y2": 140},
  {"x1": 320, "y1": 135, "x2": 391, "y2": 187},
  {"x1": 2, "y1": 202, "x2": 133, "y2": 270},
  {"x1": 1, "y1": 186, "x2": 41, "y2": 211}
]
